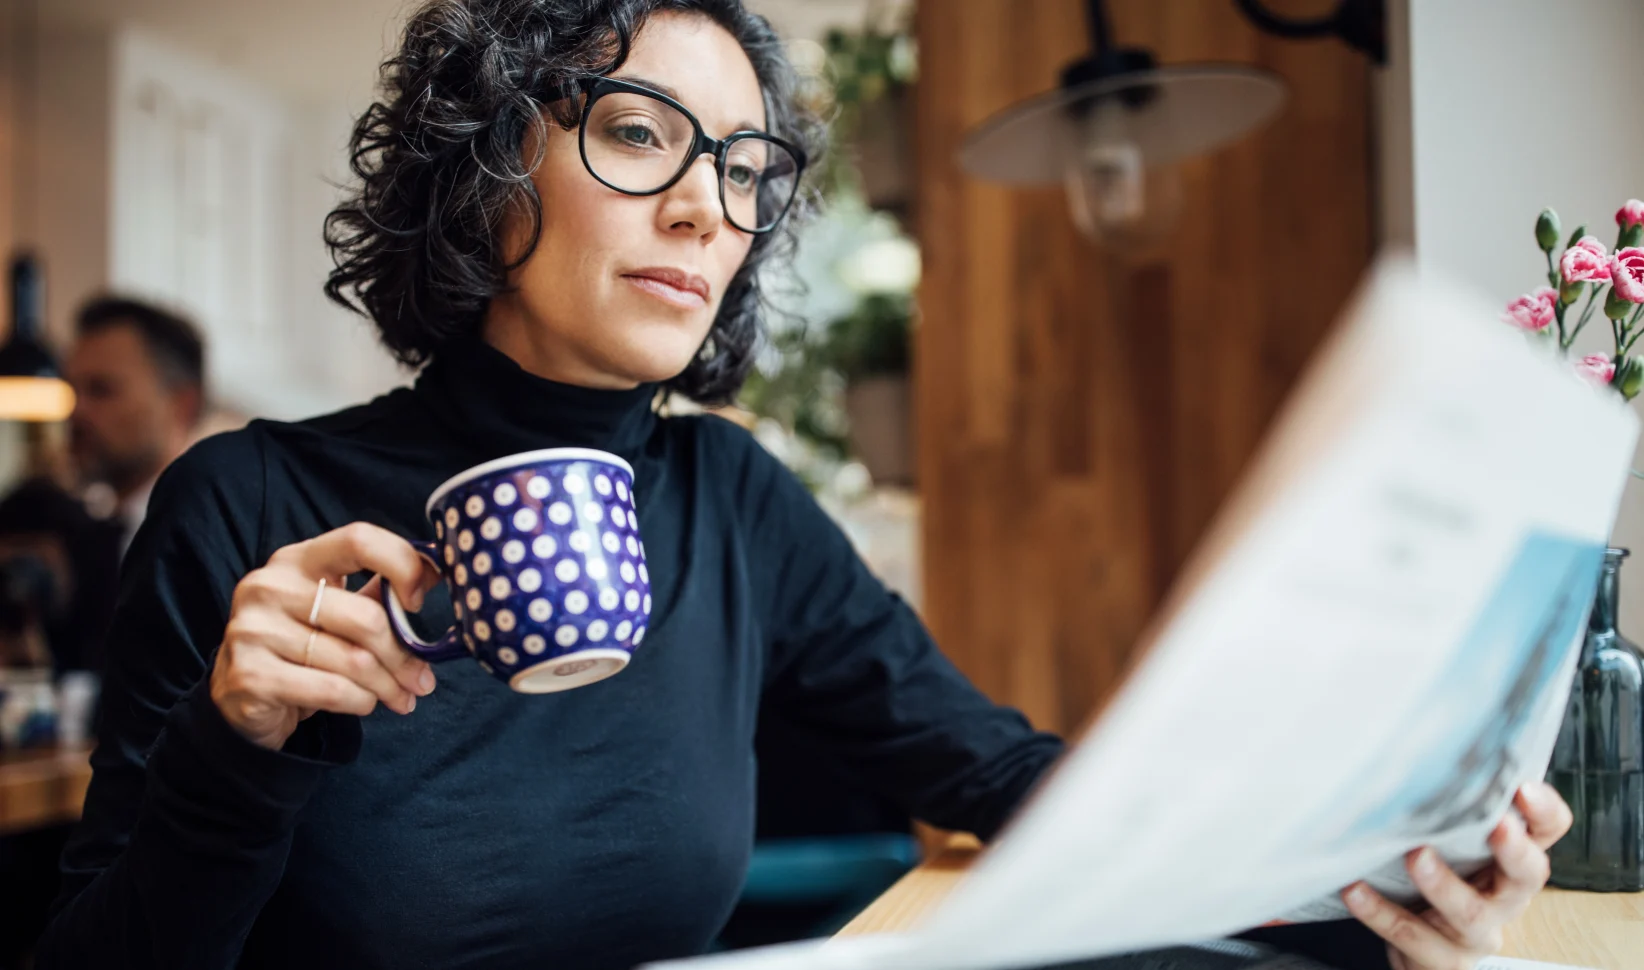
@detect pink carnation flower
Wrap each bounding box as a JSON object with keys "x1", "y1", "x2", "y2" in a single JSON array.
[
  {"x1": 1502, "y1": 286, "x2": 1558, "y2": 331},
  {"x1": 1618, "y1": 199, "x2": 1644, "y2": 230},
  {"x1": 1562, "y1": 237, "x2": 1612, "y2": 282},
  {"x1": 1577, "y1": 354, "x2": 1617, "y2": 386},
  {"x1": 1611, "y1": 247, "x2": 1644, "y2": 304}
]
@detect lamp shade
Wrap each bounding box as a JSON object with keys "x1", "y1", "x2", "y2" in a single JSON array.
[
  {"x1": 1, "y1": 253, "x2": 75, "y2": 422},
  {"x1": 958, "y1": 64, "x2": 1287, "y2": 185}
]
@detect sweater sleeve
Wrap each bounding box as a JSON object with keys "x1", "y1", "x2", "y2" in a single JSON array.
[
  {"x1": 37, "y1": 430, "x2": 362, "y2": 970},
  {"x1": 722, "y1": 423, "x2": 1063, "y2": 841}
]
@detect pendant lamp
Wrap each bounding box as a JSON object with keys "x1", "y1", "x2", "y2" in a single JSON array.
[
  {"x1": 957, "y1": 0, "x2": 1384, "y2": 246},
  {"x1": 0, "y1": 253, "x2": 75, "y2": 422}
]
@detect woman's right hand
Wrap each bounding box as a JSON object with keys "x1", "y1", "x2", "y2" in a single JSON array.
[{"x1": 210, "y1": 523, "x2": 442, "y2": 750}]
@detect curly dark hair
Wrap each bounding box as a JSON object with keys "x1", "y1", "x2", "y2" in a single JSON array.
[{"x1": 323, "y1": 0, "x2": 826, "y2": 404}]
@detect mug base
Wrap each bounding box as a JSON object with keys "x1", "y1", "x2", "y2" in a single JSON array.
[{"x1": 509, "y1": 648, "x2": 630, "y2": 693}]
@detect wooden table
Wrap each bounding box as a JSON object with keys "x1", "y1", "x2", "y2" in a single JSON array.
[
  {"x1": 0, "y1": 746, "x2": 93, "y2": 835},
  {"x1": 841, "y1": 836, "x2": 1644, "y2": 969}
]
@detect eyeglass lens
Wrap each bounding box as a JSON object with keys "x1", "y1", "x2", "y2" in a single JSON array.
[{"x1": 583, "y1": 90, "x2": 799, "y2": 233}]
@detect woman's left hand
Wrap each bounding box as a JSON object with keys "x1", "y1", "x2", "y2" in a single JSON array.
[{"x1": 1342, "y1": 782, "x2": 1573, "y2": 970}]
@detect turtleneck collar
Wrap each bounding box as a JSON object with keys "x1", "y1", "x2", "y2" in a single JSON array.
[{"x1": 413, "y1": 336, "x2": 660, "y2": 463}]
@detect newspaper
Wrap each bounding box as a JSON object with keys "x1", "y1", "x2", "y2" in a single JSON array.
[{"x1": 648, "y1": 259, "x2": 1640, "y2": 970}]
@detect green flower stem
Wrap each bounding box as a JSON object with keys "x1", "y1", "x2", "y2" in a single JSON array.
[
  {"x1": 1565, "y1": 284, "x2": 1604, "y2": 349},
  {"x1": 1549, "y1": 252, "x2": 1567, "y2": 346},
  {"x1": 1623, "y1": 305, "x2": 1644, "y2": 355}
]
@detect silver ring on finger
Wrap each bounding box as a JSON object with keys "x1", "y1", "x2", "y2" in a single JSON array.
[
  {"x1": 303, "y1": 628, "x2": 319, "y2": 667},
  {"x1": 307, "y1": 577, "x2": 329, "y2": 628}
]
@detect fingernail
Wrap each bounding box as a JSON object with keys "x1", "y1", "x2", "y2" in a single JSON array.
[
  {"x1": 418, "y1": 668, "x2": 436, "y2": 695},
  {"x1": 1413, "y1": 848, "x2": 1438, "y2": 878},
  {"x1": 1345, "y1": 884, "x2": 1372, "y2": 908},
  {"x1": 404, "y1": 695, "x2": 417, "y2": 714}
]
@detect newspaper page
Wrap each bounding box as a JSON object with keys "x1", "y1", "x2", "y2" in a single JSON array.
[{"x1": 648, "y1": 259, "x2": 1640, "y2": 970}]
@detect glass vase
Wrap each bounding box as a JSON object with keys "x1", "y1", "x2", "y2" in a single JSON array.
[{"x1": 1546, "y1": 547, "x2": 1644, "y2": 891}]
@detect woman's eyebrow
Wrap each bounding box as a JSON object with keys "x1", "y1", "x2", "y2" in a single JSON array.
[{"x1": 611, "y1": 74, "x2": 766, "y2": 134}]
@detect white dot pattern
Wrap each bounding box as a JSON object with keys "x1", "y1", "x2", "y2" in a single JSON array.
[{"x1": 438, "y1": 463, "x2": 648, "y2": 683}]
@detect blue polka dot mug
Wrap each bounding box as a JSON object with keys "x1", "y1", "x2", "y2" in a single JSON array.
[{"x1": 380, "y1": 448, "x2": 652, "y2": 693}]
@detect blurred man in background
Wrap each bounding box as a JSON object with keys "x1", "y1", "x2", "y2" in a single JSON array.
[
  {"x1": 64, "y1": 297, "x2": 205, "y2": 554},
  {"x1": 0, "y1": 298, "x2": 202, "y2": 970}
]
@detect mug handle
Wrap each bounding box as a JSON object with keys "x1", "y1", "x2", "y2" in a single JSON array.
[{"x1": 378, "y1": 540, "x2": 468, "y2": 663}]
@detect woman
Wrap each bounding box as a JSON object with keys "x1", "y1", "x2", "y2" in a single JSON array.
[{"x1": 39, "y1": 2, "x2": 1569, "y2": 969}]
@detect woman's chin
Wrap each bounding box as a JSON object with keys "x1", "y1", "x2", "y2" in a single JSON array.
[{"x1": 604, "y1": 324, "x2": 713, "y2": 384}]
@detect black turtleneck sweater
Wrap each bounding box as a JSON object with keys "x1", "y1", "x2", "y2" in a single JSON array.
[{"x1": 37, "y1": 339, "x2": 1386, "y2": 970}]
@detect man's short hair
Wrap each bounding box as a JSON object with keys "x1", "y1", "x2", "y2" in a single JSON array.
[{"x1": 75, "y1": 296, "x2": 205, "y2": 392}]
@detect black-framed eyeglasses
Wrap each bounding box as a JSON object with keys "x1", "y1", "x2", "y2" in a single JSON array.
[{"x1": 576, "y1": 78, "x2": 806, "y2": 235}]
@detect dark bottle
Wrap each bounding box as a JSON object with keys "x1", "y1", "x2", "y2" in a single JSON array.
[{"x1": 1547, "y1": 547, "x2": 1644, "y2": 891}]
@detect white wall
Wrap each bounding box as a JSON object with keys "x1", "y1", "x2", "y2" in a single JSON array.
[
  {"x1": 30, "y1": 25, "x2": 111, "y2": 347},
  {"x1": 18, "y1": 24, "x2": 408, "y2": 422},
  {"x1": 1397, "y1": 0, "x2": 1644, "y2": 613},
  {"x1": 109, "y1": 28, "x2": 406, "y2": 420}
]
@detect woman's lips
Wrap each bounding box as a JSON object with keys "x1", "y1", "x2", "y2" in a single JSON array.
[
  {"x1": 622, "y1": 270, "x2": 709, "y2": 309},
  {"x1": 623, "y1": 274, "x2": 708, "y2": 308}
]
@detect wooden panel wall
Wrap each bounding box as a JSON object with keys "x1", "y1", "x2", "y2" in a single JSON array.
[{"x1": 916, "y1": 0, "x2": 1373, "y2": 737}]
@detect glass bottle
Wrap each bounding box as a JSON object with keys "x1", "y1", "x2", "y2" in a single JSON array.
[{"x1": 1546, "y1": 547, "x2": 1644, "y2": 891}]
